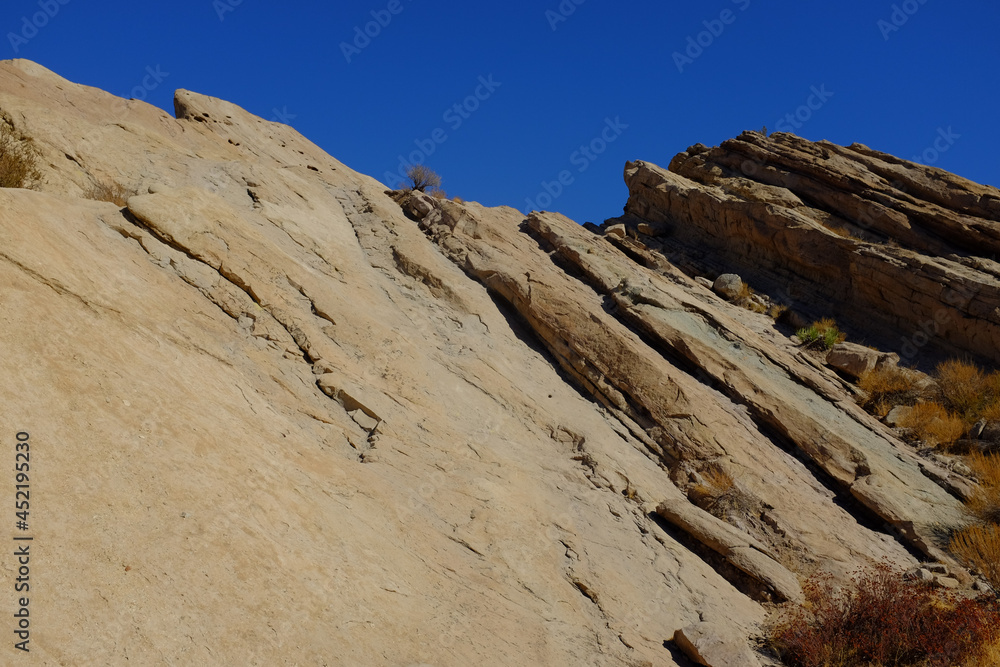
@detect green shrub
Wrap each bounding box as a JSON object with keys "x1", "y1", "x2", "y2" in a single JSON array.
[
  {"x1": 797, "y1": 318, "x2": 846, "y2": 350},
  {"x1": 0, "y1": 121, "x2": 41, "y2": 189}
]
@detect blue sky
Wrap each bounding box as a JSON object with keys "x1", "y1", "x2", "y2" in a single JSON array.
[{"x1": 4, "y1": 0, "x2": 998, "y2": 224}]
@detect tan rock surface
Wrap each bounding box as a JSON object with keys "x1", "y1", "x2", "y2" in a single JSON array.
[
  {"x1": 0, "y1": 59, "x2": 986, "y2": 665},
  {"x1": 616, "y1": 133, "x2": 1000, "y2": 367}
]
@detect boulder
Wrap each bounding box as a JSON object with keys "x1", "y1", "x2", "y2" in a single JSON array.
[
  {"x1": 826, "y1": 342, "x2": 899, "y2": 379},
  {"x1": 603, "y1": 223, "x2": 626, "y2": 238},
  {"x1": 712, "y1": 274, "x2": 744, "y2": 301},
  {"x1": 674, "y1": 622, "x2": 762, "y2": 667}
]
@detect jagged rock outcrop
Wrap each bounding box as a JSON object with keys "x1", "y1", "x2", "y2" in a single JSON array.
[
  {"x1": 614, "y1": 133, "x2": 1000, "y2": 368},
  {"x1": 0, "y1": 60, "x2": 992, "y2": 665}
]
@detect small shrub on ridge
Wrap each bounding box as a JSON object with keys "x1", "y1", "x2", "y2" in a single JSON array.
[{"x1": 404, "y1": 164, "x2": 442, "y2": 192}]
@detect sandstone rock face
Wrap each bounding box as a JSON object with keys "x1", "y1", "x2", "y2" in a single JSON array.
[
  {"x1": 0, "y1": 60, "x2": 985, "y2": 664},
  {"x1": 826, "y1": 342, "x2": 900, "y2": 379},
  {"x1": 615, "y1": 132, "x2": 1000, "y2": 369},
  {"x1": 674, "y1": 622, "x2": 762, "y2": 667}
]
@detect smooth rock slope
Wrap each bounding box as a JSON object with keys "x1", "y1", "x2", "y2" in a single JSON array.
[{"x1": 0, "y1": 60, "x2": 992, "y2": 665}]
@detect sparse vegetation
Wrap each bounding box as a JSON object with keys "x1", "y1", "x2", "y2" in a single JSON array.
[
  {"x1": 688, "y1": 464, "x2": 734, "y2": 504},
  {"x1": 897, "y1": 401, "x2": 966, "y2": 448},
  {"x1": 687, "y1": 463, "x2": 759, "y2": 520},
  {"x1": 936, "y1": 360, "x2": 1000, "y2": 422},
  {"x1": 966, "y1": 452, "x2": 1000, "y2": 525},
  {"x1": 0, "y1": 121, "x2": 41, "y2": 189},
  {"x1": 769, "y1": 563, "x2": 1000, "y2": 667},
  {"x1": 797, "y1": 318, "x2": 847, "y2": 350},
  {"x1": 857, "y1": 358, "x2": 1000, "y2": 435},
  {"x1": 83, "y1": 179, "x2": 137, "y2": 207},
  {"x1": 731, "y1": 281, "x2": 786, "y2": 318},
  {"x1": 951, "y1": 524, "x2": 1000, "y2": 596},
  {"x1": 404, "y1": 164, "x2": 442, "y2": 192},
  {"x1": 949, "y1": 452, "x2": 1000, "y2": 594},
  {"x1": 857, "y1": 365, "x2": 924, "y2": 416}
]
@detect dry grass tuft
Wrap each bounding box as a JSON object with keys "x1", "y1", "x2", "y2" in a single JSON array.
[
  {"x1": 936, "y1": 359, "x2": 1000, "y2": 420},
  {"x1": 897, "y1": 401, "x2": 966, "y2": 448},
  {"x1": 857, "y1": 366, "x2": 923, "y2": 415},
  {"x1": 0, "y1": 121, "x2": 41, "y2": 189},
  {"x1": 966, "y1": 453, "x2": 1000, "y2": 525},
  {"x1": 951, "y1": 523, "x2": 1000, "y2": 596},
  {"x1": 83, "y1": 179, "x2": 137, "y2": 207},
  {"x1": 768, "y1": 303, "x2": 788, "y2": 320}
]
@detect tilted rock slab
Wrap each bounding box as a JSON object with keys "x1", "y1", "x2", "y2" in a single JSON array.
[{"x1": 619, "y1": 132, "x2": 1000, "y2": 366}]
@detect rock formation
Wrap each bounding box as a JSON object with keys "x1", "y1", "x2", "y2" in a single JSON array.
[
  {"x1": 614, "y1": 134, "x2": 1000, "y2": 368},
  {"x1": 0, "y1": 59, "x2": 996, "y2": 665}
]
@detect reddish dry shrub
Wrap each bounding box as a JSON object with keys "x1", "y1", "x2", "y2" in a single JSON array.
[{"x1": 770, "y1": 563, "x2": 1000, "y2": 667}]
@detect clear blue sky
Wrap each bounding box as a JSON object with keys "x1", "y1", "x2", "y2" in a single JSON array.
[{"x1": 4, "y1": 0, "x2": 998, "y2": 224}]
